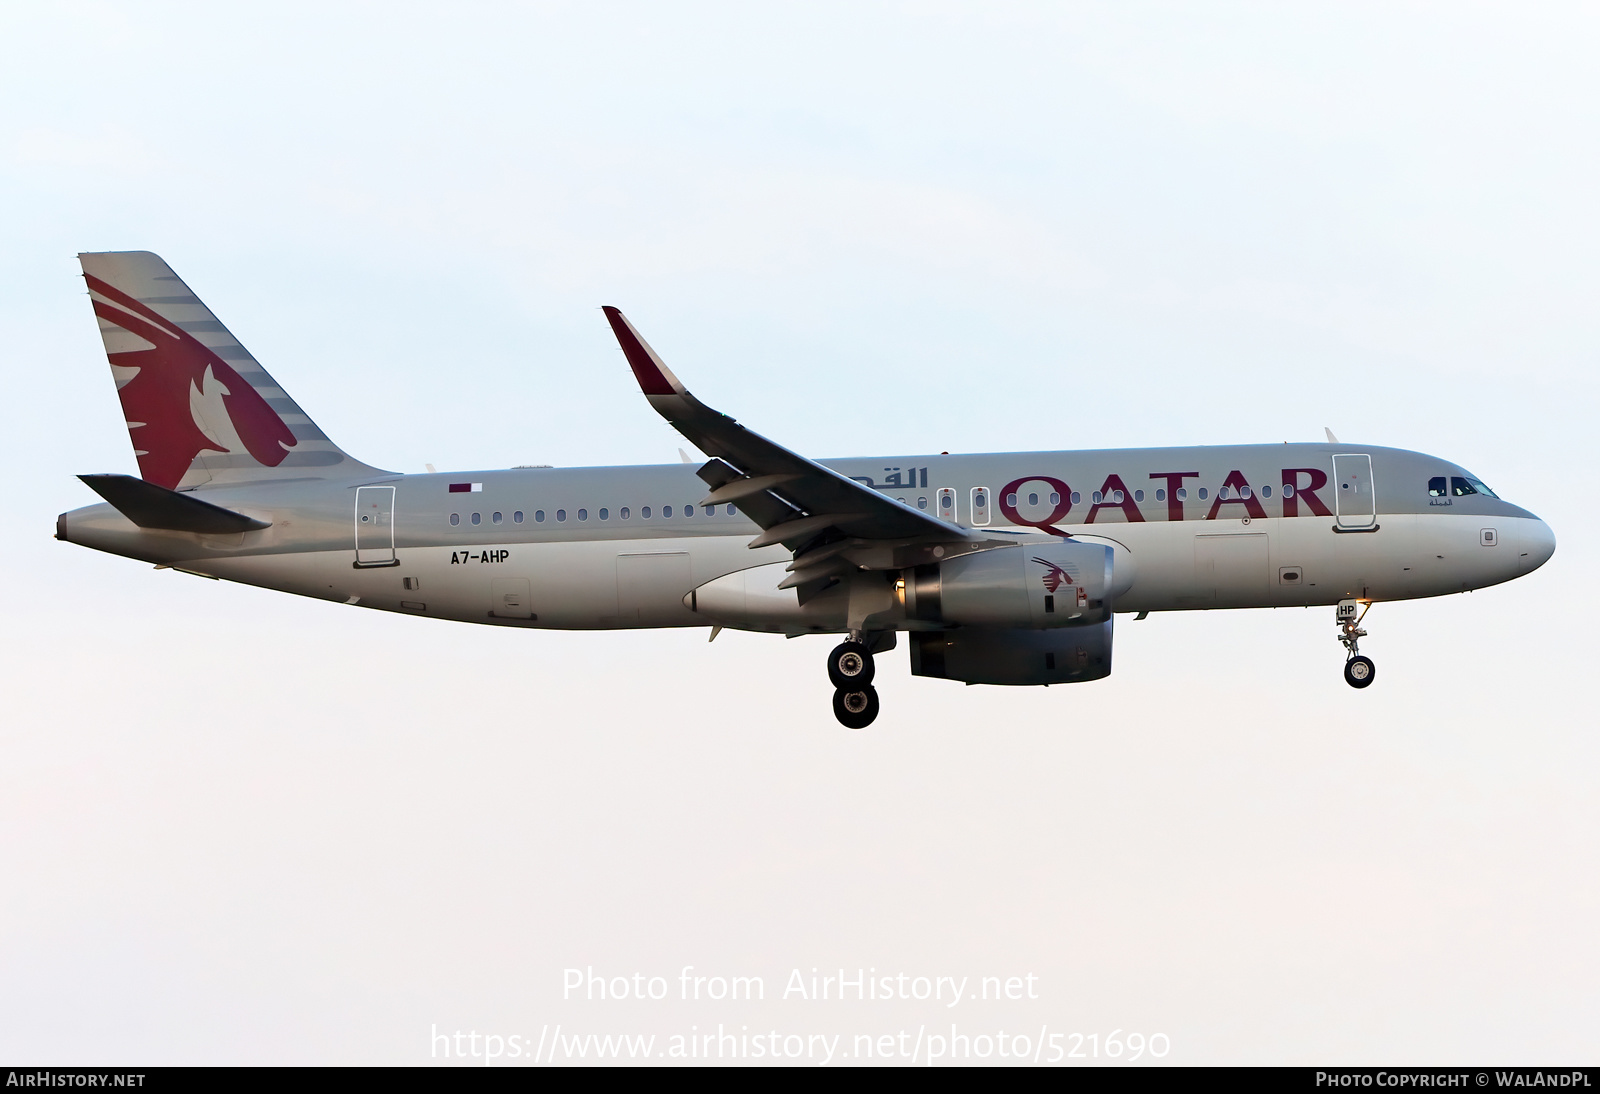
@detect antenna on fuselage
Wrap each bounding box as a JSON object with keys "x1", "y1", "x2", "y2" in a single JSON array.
[{"x1": 1324, "y1": 427, "x2": 1339, "y2": 444}]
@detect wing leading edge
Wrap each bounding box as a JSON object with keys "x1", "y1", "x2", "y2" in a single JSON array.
[{"x1": 601, "y1": 307, "x2": 989, "y2": 592}]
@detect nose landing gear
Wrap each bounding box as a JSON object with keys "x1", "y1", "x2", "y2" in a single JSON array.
[
  {"x1": 828, "y1": 637, "x2": 880, "y2": 727},
  {"x1": 1337, "y1": 599, "x2": 1376, "y2": 689}
]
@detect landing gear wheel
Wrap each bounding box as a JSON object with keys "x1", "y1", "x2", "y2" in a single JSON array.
[
  {"x1": 827, "y1": 641, "x2": 875, "y2": 689},
  {"x1": 1344, "y1": 655, "x2": 1376, "y2": 689},
  {"x1": 833, "y1": 686, "x2": 880, "y2": 729}
]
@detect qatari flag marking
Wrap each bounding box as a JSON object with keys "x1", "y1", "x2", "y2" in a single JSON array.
[{"x1": 448, "y1": 482, "x2": 483, "y2": 493}]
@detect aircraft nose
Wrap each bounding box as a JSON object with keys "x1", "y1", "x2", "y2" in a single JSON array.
[{"x1": 1520, "y1": 516, "x2": 1556, "y2": 573}]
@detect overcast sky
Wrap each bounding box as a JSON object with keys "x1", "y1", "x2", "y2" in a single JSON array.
[{"x1": 1, "y1": 1, "x2": 1595, "y2": 1065}]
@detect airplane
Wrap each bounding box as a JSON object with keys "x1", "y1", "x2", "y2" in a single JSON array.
[{"x1": 57, "y1": 251, "x2": 1557, "y2": 728}]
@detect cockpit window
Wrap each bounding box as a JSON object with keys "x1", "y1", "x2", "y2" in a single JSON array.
[
  {"x1": 1451, "y1": 475, "x2": 1500, "y2": 499},
  {"x1": 1428, "y1": 476, "x2": 1447, "y2": 497}
]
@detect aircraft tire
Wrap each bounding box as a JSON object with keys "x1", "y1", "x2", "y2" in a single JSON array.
[
  {"x1": 1344, "y1": 655, "x2": 1376, "y2": 689},
  {"x1": 833, "y1": 686, "x2": 880, "y2": 729},
  {"x1": 827, "y1": 641, "x2": 875, "y2": 689}
]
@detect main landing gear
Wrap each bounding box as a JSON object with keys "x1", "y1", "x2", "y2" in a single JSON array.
[
  {"x1": 1337, "y1": 599, "x2": 1376, "y2": 689},
  {"x1": 828, "y1": 638, "x2": 879, "y2": 728}
]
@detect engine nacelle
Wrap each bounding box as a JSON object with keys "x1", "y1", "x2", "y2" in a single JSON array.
[
  {"x1": 909, "y1": 619, "x2": 1113, "y2": 686},
  {"x1": 904, "y1": 540, "x2": 1118, "y2": 629}
]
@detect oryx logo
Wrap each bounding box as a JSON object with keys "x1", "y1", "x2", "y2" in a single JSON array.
[
  {"x1": 1032, "y1": 556, "x2": 1074, "y2": 593},
  {"x1": 85, "y1": 273, "x2": 297, "y2": 489}
]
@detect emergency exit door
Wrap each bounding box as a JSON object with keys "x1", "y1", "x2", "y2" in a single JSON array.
[{"x1": 354, "y1": 486, "x2": 398, "y2": 566}]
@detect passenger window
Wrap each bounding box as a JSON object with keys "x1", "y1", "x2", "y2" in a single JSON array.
[
  {"x1": 642, "y1": 506, "x2": 651, "y2": 518},
  {"x1": 1071, "y1": 491, "x2": 1081, "y2": 504},
  {"x1": 599, "y1": 508, "x2": 609, "y2": 520},
  {"x1": 918, "y1": 497, "x2": 928, "y2": 509},
  {"x1": 1049, "y1": 492, "x2": 1060, "y2": 505},
  {"x1": 1218, "y1": 487, "x2": 1230, "y2": 500},
  {"x1": 1176, "y1": 488, "x2": 1186, "y2": 500},
  {"x1": 1134, "y1": 490, "x2": 1144, "y2": 503},
  {"x1": 1198, "y1": 488, "x2": 1208, "y2": 500},
  {"x1": 664, "y1": 505, "x2": 673, "y2": 518},
  {"x1": 450, "y1": 513, "x2": 460, "y2": 526},
  {"x1": 1155, "y1": 489, "x2": 1165, "y2": 502},
  {"x1": 1006, "y1": 493, "x2": 1018, "y2": 506},
  {"x1": 578, "y1": 508, "x2": 588, "y2": 520},
  {"x1": 620, "y1": 507, "x2": 630, "y2": 519},
  {"x1": 1283, "y1": 484, "x2": 1294, "y2": 498},
  {"x1": 1027, "y1": 492, "x2": 1038, "y2": 506},
  {"x1": 492, "y1": 511, "x2": 503, "y2": 524},
  {"x1": 1261, "y1": 485, "x2": 1271, "y2": 498},
  {"x1": 685, "y1": 505, "x2": 694, "y2": 517},
  {"x1": 1091, "y1": 491, "x2": 1102, "y2": 504},
  {"x1": 1429, "y1": 477, "x2": 1448, "y2": 497},
  {"x1": 1451, "y1": 477, "x2": 1477, "y2": 497},
  {"x1": 940, "y1": 495, "x2": 952, "y2": 510},
  {"x1": 1113, "y1": 490, "x2": 1124, "y2": 503},
  {"x1": 471, "y1": 512, "x2": 481, "y2": 525},
  {"x1": 1239, "y1": 486, "x2": 1251, "y2": 499},
  {"x1": 535, "y1": 510, "x2": 545, "y2": 522},
  {"x1": 556, "y1": 509, "x2": 566, "y2": 522},
  {"x1": 725, "y1": 504, "x2": 735, "y2": 515},
  {"x1": 513, "y1": 511, "x2": 523, "y2": 523}
]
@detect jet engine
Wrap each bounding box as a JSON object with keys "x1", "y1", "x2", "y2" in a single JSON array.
[
  {"x1": 909, "y1": 618, "x2": 1113, "y2": 686},
  {"x1": 903, "y1": 540, "x2": 1123, "y2": 629}
]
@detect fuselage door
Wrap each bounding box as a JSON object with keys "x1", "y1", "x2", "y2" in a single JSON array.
[
  {"x1": 936, "y1": 487, "x2": 958, "y2": 522},
  {"x1": 1331, "y1": 454, "x2": 1376, "y2": 528},
  {"x1": 354, "y1": 485, "x2": 397, "y2": 566}
]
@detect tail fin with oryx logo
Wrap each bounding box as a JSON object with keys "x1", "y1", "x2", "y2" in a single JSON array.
[{"x1": 79, "y1": 251, "x2": 379, "y2": 490}]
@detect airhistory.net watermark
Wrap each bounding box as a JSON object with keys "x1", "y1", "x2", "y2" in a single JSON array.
[{"x1": 429, "y1": 1023, "x2": 1168, "y2": 1065}]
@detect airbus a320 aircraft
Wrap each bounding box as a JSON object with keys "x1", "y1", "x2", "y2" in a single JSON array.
[{"x1": 59, "y1": 252, "x2": 1556, "y2": 727}]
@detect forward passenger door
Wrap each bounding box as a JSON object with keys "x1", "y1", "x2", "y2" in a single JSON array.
[{"x1": 1332, "y1": 454, "x2": 1377, "y2": 529}]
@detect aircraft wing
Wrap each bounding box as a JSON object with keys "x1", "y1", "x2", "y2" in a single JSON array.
[{"x1": 602, "y1": 307, "x2": 985, "y2": 588}]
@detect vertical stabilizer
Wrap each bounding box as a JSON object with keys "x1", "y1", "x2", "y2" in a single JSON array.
[{"x1": 79, "y1": 251, "x2": 380, "y2": 489}]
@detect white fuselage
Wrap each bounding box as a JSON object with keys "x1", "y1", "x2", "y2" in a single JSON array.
[{"x1": 61, "y1": 443, "x2": 1556, "y2": 636}]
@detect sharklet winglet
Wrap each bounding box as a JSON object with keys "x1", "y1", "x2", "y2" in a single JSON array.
[{"x1": 602, "y1": 306, "x2": 688, "y2": 397}]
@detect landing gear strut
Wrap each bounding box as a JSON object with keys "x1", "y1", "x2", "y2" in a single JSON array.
[
  {"x1": 828, "y1": 637, "x2": 879, "y2": 727},
  {"x1": 1337, "y1": 599, "x2": 1376, "y2": 689}
]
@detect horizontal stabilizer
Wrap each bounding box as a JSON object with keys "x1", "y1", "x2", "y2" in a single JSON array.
[{"x1": 78, "y1": 474, "x2": 271, "y2": 534}]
